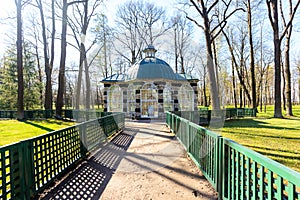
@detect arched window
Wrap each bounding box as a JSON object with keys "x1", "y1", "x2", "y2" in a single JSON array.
[
  {"x1": 141, "y1": 83, "x2": 158, "y2": 118},
  {"x1": 178, "y1": 84, "x2": 194, "y2": 111},
  {"x1": 108, "y1": 85, "x2": 123, "y2": 112},
  {"x1": 163, "y1": 83, "x2": 173, "y2": 111},
  {"x1": 127, "y1": 84, "x2": 136, "y2": 113}
]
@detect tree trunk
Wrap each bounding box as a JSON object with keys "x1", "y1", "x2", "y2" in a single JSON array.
[
  {"x1": 104, "y1": 25, "x2": 108, "y2": 78},
  {"x1": 247, "y1": 0, "x2": 256, "y2": 111},
  {"x1": 74, "y1": 0, "x2": 89, "y2": 111},
  {"x1": 48, "y1": 0, "x2": 55, "y2": 110},
  {"x1": 273, "y1": 32, "x2": 282, "y2": 118},
  {"x1": 239, "y1": 86, "x2": 243, "y2": 108},
  {"x1": 203, "y1": 72, "x2": 208, "y2": 107},
  {"x1": 284, "y1": 25, "x2": 293, "y2": 116},
  {"x1": 282, "y1": 60, "x2": 286, "y2": 110},
  {"x1": 16, "y1": 0, "x2": 24, "y2": 120},
  {"x1": 174, "y1": 27, "x2": 178, "y2": 73},
  {"x1": 267, "y1": 0, "x2": 282, "y2": 118},
  {"x1": 131, "y1": 50, "x2": 136, "y2": 65},
  {"x1": 232, "y1": 60, "x2": 237, "y2": 108},
  {"x1": 267, "y1": 0, "x2": 300, "y2": 117},
  {"x1": 34, "y1": 36, "x2": 43, "y2": 109},
  {"x1": 56, "y1": 0, "x2": 68, "y2": 118},
  {"x1": 75, "y1": 44, "x2": 84, "y2": 110},
  {"x1": 84, "y1": 51, "x2": 90, "y2": 111},
  {"x1": 260, "y1": 24, "x2": 263, "y2": 112},
  {"x1": 212, "y1": 39, "x2": 220, "y2": 91},
  {"x1": 37, "y1": 0, "x2": 52, "y2": 110},
  {"x1": 180, "y1": 55, "x2": 184, "y2": 74},
  {"x1": 204, "y1": 19, "x2": 220, "y2": 110},
  {"x1": 264, "y1": 65, "x2": 270, "y2": 112}
]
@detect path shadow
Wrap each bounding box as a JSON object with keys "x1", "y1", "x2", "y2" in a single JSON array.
[
  {"x1": 24, "y1": 120, "x2": 54, "y2": 132},
  {"x1": 223, "y1": 118, "x2": 298, "y2": 131},
  {"x1": 40, "y1": 127, "x2": 139, "y2": 200}
]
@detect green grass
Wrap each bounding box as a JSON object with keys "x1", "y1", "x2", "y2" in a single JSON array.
[
  {"x1": 0, "y1": 119, "x2": 75, "y2": 146},
  {"x1": 217, "y1": 105, "x2": 300, "y2": 172}
]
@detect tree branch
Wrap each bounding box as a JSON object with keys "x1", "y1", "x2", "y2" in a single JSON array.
[
  {"x1": 279, "y1": 0, "x2": 300, "y2": 41},
  {"x1": 186, "y1": 16, "x2": 205, "y2": 30},
  {"x1": 88, "y1": 43, "x2": 104, "y2": 67},
  {"x1": 210, "y1": 7, "x2": 245, "y2": 38},
  {"x1": 67, "y1": 0, "x2": 86, "y2": 7},
  {"x1": 211, "y1": 21, "x2": 227, "y2": 41},
  {"x1": 266, "y1": 0, "x2": 275, "y2": 31},
  {"x1": 189, "y1": 0, "x2": 204, "y2": 17},
  {"x1": 207, "y1": 0, "x2": 219, "y2": 14}
]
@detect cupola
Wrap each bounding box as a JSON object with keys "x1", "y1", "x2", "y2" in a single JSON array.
[{"x1": 143, "y1": 45, "x2": 157, "y2": 58}]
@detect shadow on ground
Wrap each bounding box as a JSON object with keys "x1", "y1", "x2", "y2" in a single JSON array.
[
  {"x1": 39, "y1": 127, "x2": 139, "y2": 200},
  {"x1": 24, "y1": 120, "x2": 55, "y2": 132}
]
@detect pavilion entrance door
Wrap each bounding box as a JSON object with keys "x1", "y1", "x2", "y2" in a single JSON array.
[{"x1": 141, "y1": 88, "x2": 158, "y2": 118}]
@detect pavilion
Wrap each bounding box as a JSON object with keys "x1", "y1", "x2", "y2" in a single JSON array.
[{"x1": 101, "y1": 45, "x2": 199, "y2": 119}]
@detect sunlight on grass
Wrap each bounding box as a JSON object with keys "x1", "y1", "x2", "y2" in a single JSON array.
[
  {"x1": 218, "y1": 106, "x2": 300, "y2": 172},
  {"x1": 0, "y1": 119, "x2": 75, "y2": 146}
]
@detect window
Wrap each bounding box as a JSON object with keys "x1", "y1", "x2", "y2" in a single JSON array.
[
  {"x1": 141, "y1": 83, "x2": 158, "y2": 118},
  {"x1": 163, "y1": 84, "x2": 173, "y2": 111},
  {"x1": 108, "y1": 85, "x2": 123, "y2": 112},
  {"x1": 178, "y1": 84, "x2": 194, "y2": 111},
  {"x1": 127, "y1": 84, "x2": 136, "y2": 113}
]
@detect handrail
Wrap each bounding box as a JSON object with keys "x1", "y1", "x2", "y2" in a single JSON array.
[
  {"x1": 0, "y1": 109, "x2": 112, "y2": 122},
  {"x1": 0, "y1": 112, "x2": 125, "y2": 199},
  {"x1": 166, "y1": 111, "x2": 300, "y2": 200}
]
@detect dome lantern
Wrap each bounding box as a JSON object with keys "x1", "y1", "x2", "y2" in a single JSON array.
[{"x1": 143, "y1": 45, "x2": 157, "y2": 58}]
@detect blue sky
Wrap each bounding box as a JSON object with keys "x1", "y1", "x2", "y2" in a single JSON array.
[
  {"x1": 0, "y1": 0, "x2": 299, "y2": 62},
  {"x1": 0, "y1": 0, "x2": 178, "y2": 56}
]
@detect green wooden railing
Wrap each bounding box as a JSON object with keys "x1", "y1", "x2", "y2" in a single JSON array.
[
  {"x1": 172, "y1": 108, "x2": 256, "y2": 125},
  {"x1": 0, "y1": 113, "x2": 125, "y2": 199},
  {"x1": 166, "y1": 112, "x2": 300, "y2": 200},
  {"x1": 0, "y1": 110, "x2": 112, "y2": 122}
]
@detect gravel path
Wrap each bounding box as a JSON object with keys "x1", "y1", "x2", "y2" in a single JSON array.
[
  {"x1": 99, "y1": 120, "x2": 218, "y2": 200},
  {"x1": 40, "y1": 120, "x2": 217, "y2": 200}
]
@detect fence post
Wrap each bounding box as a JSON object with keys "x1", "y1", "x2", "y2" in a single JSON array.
[
  {"x1": 20, "y1": 140, "x2": 35, "y2": 199},
  {"x1": 217, "y1": 137, "x2": 223, "y2": 200},
  {"x1": 186, "y1": 120, "x2": 190, "y2": 151},
  {"x1": 79, "y1": 124, "x2": 88, "y2": 157}
]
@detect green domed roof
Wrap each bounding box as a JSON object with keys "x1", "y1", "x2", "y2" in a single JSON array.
[
  {"x1": 126, "y1": 57, "x2": 177, "y2": 81},
  {"x1": 101, "y1": 45, "x2": 198, "y2": 83}
]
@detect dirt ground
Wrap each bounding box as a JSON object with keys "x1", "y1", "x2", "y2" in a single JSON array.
[{"x1": 99, "y1": 120, "x2": 218, "y2": 200}]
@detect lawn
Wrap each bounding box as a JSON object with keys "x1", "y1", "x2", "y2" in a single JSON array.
[
  {"x1": 0, "y1": 119, "x2": 75, "y2": 146},
  {"x1": 218, "y1": 105, "x2": 300, "y2": 172}
]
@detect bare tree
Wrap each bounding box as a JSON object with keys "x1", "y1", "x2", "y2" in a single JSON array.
[
  {"x1": 139, "y1": 1, "x2": 169, "y2": 46},
  {"x1": 33, "y1": 0, "x2": 55, "y2": 110},
  {"x1": 49, "y1": 0, "x2": 56, "y2": 109},
  {"x1": 222, "y1": 26, "x2": 252, "y2": 107},
  {"x1": 15, "y1": 0, "x2": 31, "y2": 120},
  {"x1": 67, "y1": 0, "x2": 103, "y2": 111},
  {"x1": 114, "y1": 1, "x2": 142, "y2": 64},
  {"x1": 171, "y1": 14, "x2": 193, "y2": 74},
  {"x1": 280, "y1": 0, "x2": 298, "y2": 116},
  {"x1": 56, "y1": 0, "x2": 85, "y2": 119},
  {"x1": 266, "y1": 0, "x2": 300, "y2": 118},
  {"x1": 91, "y1": 14, "x2": 112, "y2": 78},
  {"x1": 245, "y1": 0, "x2": 256, "y2": 111},
  {"x1": 114, "y1": 0, "x2": 168, "y2": 65},
  {"x1": 187, "y1": 0, "x2": 244, "y2": 110},
  {"x1": 29, "y1": 17, "x2": 43, "y2": 109}
]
